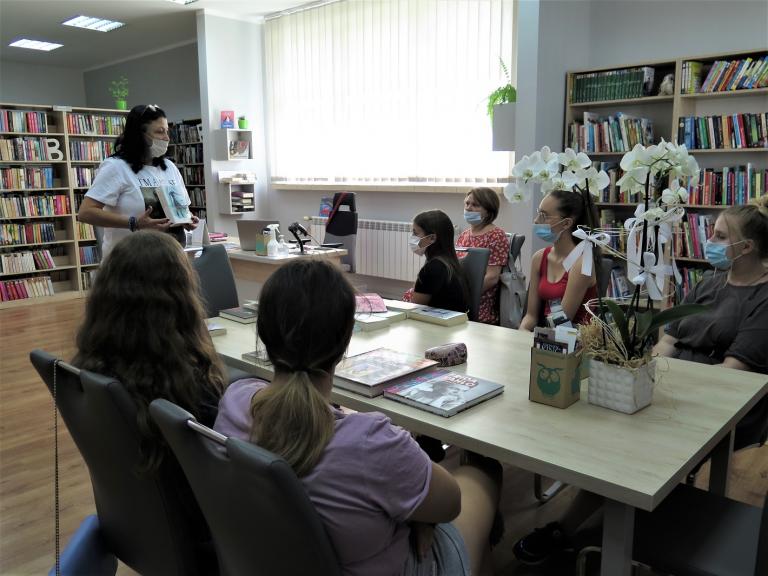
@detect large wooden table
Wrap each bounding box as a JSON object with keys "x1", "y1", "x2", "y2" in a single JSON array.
[{"x1": 213, "y1": 317, "x2": 767, "y2": 575}]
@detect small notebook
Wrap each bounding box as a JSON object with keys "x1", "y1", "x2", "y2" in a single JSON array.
[
  {"x1": 219, "y1": 307, "x2": 258, "y2": 324},
  {"x1": 355, "y1": 293, "x2": 388, "y2": 313},
  {"x1": 334, "y1": 348, "x2": 438, "y2": 397},
  {"x1": 409, "y1": 307, "x2": 468, "y2": 327},
  {"x1": 384, "y1": 369, "x2": 504, "y2": 417}
]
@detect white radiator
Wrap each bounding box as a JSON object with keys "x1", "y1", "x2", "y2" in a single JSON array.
[{"x1": 308, "y1": 217, "x2": 422, "y2": 281}]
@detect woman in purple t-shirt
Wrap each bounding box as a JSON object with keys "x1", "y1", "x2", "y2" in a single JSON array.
[{"x1": 214, "y1": 260, "x2": 500, "y2": 576}]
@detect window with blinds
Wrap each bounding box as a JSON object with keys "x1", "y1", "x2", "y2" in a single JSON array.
[{"x1": 265, "y1": 0, "x2": 515, "y2": 185}]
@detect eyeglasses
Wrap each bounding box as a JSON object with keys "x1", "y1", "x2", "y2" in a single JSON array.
[
  {"x1": 137, "y1": 104, "x2": 160, "y2": 117},
  {"x1": 534, "y1": 211, "x2": 561, "y2": 224}
]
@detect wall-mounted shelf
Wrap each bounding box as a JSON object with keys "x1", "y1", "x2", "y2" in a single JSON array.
[
  {"x1": 218, "y1": 170, "x2": 256, "y2": 215},
  {"x1": 215, "y1": 129, "x2": 253, "y2": 161}
]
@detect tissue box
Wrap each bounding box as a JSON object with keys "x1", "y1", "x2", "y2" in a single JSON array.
[{"x1": 529, "y1": 347, "x2": 583, "y2": 409}]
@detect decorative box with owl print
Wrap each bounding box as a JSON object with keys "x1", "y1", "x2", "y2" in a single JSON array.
[{"x1": 528, "y1": 347, "x2": 583, "y2": 409}]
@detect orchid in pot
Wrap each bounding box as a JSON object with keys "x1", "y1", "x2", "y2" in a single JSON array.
[{"x1": 507, "y1": 141, "x2": 706, "y2": 413}]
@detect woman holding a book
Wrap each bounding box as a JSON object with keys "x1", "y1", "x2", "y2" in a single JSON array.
[
  {"x1": 403, "y1": 209, "x2": 470, "y2": 313},
  {"x1": 519, "y1": 189, "x2": 599, "y2": 331},
  {"x1": 77, "y1": 104, "x2": 197, "y2": 257},
  {"x1": 456, "y1": 187, "x2": 510, "y2": 325},
  {"x1": 214, "y1": 259, "x2": 501, "y2": 576}
]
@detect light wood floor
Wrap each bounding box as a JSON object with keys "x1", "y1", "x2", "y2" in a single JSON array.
[{"x1": 1, "y1": 299, "x2": 766, "y2": 575}]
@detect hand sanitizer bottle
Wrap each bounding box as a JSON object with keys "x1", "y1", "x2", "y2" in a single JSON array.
[
  {"x1": 266, "y1": 224, "x2": 279, "y2": 257},
  {"x1": 278, "y1": 234, "x2": 289, "y2": 256}
]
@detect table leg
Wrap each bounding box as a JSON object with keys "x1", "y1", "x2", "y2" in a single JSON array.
[
  {"x1": 709, "y1": 429, "x2": 733, "y2": 496},
  {"x1": 601, "y1": 499, "x2": 634, "y2": 576}
]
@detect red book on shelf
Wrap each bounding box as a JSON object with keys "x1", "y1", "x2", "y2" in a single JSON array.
[{"x1": 736, "y1": 114, "x2": 747, "y2": 149}]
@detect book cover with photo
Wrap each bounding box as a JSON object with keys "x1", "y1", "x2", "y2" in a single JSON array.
[
  {"x1": 140, "y1": 184, "x2": 192, "y2": 226},
  {"x1": 409, "y1": 307, "x2": 468, "y2": 327},
  {"x1": 334, "y1": 348, "x2": 438, "y2": 397},
  {"x1": 220, "y1": 110, "x2": 235, "y2": 129},
  {"x1": 384, "y1": 369, "x2": 504, "y2": 417},
  {"x1": 229, "y1": 140, "x2": 250, "y2": 159}
]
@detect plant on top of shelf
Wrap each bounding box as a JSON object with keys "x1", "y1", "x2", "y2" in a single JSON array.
[
  {"x1": 487, "y1": 58, "x2": 516, "y2": 118},
  {"x1": 506, "y1": 141, "x2": 705, "y2": 412},
  {"x1": 109, "y1": 76, "x2": 129, "y2": 110}
]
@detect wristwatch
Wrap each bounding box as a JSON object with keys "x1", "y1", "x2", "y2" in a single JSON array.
[{"x1": 129, "y1": 216, "x2": 137, "y2": 232}]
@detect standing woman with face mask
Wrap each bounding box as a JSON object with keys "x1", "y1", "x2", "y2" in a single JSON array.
[
  {"x1": 519, "y1": 189, "x2": 598, "y2": 331},
  {"x1": 406, "y1": 210, "x2": 470, "y2": 313},
  {"x1": 455, "y1": 188, "x2": 510, "y2": 325},
  {"x1": 77, "y1": 104, "x2": 198, "y2": 257}
]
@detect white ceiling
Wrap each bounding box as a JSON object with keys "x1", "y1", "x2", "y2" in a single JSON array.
[{"x1": 0, "y1": 0, "x2": 308, "y2": 69}]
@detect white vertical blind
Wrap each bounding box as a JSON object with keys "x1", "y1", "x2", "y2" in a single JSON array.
[{"x1": 265, "y1": 0, "x2": 515, "y2": 183}]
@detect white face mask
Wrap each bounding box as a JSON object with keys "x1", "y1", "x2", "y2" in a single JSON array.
[
  {"x1": 148, "y1": 138, "x2": 169, "y2": 158},
  {"x1": 408, "y1": 234, "x2": 432, "y2": 256}
]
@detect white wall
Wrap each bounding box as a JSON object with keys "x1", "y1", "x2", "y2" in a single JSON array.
[
  {"x1": 0, "y1": 61, "x2": 85, "y2": 106},
  {"x1": 83, "y1": 42, "x2": 201, "y2": 121},
  {"x1": 196, "y1": 13, "x2": 269, "y2": 235},
  {"x1": 588, "y1": 0, "x2": 768, "y2": 68}
]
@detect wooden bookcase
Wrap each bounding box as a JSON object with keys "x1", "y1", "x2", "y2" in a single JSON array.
[
  {"x1": 169, "y1": 119, "x2": 206, "y2": 221},
  {"x1": 0, "y1": 103, "x2": 128, "y2": 308},
  {"x1": 563, "y1": 48, "x2": 768, "y2": 302}
]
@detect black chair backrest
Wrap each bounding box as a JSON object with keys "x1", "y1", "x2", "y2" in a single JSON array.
[
  {"x1": 150, "y1": 399, "x2": 341, "y2": 576},
  {"x1": 30, "y1": 350, "x2": 212, "y2": 576},
  {"x1": 459, "y1": 247, "x2": 490, "y2": 321},
  {"x1": 325, "y1": 192, "x2": 357, "y2": 237},
  {"x1": 191, "y1": 243, "x2": 239, "y2": 317}
]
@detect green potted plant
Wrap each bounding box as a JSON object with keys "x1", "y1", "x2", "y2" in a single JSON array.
[
  {"x1": 109, "y1": 76, "x2": 129, "y2": 110},
  {"x1": 238, "y1": 115, "x2": 248, "y2": 129},
  {"x1": 488, "y1": 59, "x2": 516, "y2": 151}
]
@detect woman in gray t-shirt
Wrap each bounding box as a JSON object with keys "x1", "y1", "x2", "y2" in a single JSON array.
[{"x1": 654, "y1": 198, "x2": 768, "y2": 448}]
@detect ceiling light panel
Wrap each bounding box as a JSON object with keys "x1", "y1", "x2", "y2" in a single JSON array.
[
  {"x1": 62, "y1": 15, "x2": 125, "y2": 32},
  {"x1": 8, "y1": 39, "x2": 64, "y2": 52}
]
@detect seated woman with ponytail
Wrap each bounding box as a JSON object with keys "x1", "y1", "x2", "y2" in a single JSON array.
[
  {"x1": 520, "y1": 189, "x2": 599, "y2": 331},
  {"x1": 214, "y1": 260, "x2": 501, "y2": 576}
]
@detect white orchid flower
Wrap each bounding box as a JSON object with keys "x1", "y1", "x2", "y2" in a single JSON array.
[
  {"x1": 512, "y1": 154, "x2": 535, "y2": 182},
  {"x1": 616, "y1": 165, "x2": 649, "y2": 193},
  {"x1": 558, "y1": 148, "x2": 592, "y2": 172},
  {"x1": 661, "y1": 179, "x2": 689, "y2": 205},
  {"x1": 504, "y1": 181, "x2": 532, "y2": 204},
  {"x1": 540, "y1": 145, "x2": 558, "y2": 163},
  {"x1": 584, "y1": 167, "x2": 610, "y2": 195},
  {"x1": 530, "y1": 153, "x2": 560, "y2": 182},
  {"x1": 561, "y1": 169, "x2": 584, "y2": 190},
  {"x1": 641, "y1": 207, "x2": 666, "y2": 224},
  {"x1": 619, "y1": 143, "x2": 651, "y2": 172},
  {"x1": 541, "y1": 176, "x2": 569, "y2": 194}
]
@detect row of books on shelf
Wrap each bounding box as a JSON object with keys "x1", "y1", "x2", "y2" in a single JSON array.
[
  {"x1": 72, "y1": 165, "x2": 96, "y2": 187},
  {"x1": 567, "y1": 112, "x2": 654, "y2": 153},
  {"x1": 0, "y1": 248, "x2": 66, "y2": 274},
  {"x1": 1, "y1": 166, "x2": 56, "y2": 190},
  {"x1": 0, "y1": 137, "x2": 60, "y2": 162},
  {"x1": 77, "y1": 222, "x2": 96, "y2": 241},
  {"x1": 0, "y1": 110, "x2": 50, "y2": 134},
  {"x1": 673, "y1": 212, "x2": 714, "y2": 260},
  {"x1": 188, "y1": 186, "x2": 206, "y2": 207},
  {"x1": 0, "y1": 193, "x2": 71, "y2": 219},
  {"x1": 69, "y1": 140, "x2": 115, "y2": 162},
  {"x1": 688, "y1": 165, "x2": 766, "y2": 206},
  {"x1": 180, "y1": 165, "x2": 204, "y2": 186},
  {"x1": 570, "y1": 66, "x2": 655, "y2": 103},
  {"x1": 172, "y1": 144, "x2": 204, "y2": 164},
  {"x1": 0, "y1": 222, "x2": 57, "y2": 245},
  {"x1": 79, "y1": 245, "x2": 100, "y2": 265},
  {"x1": 677, "y1": 113, "x2": 768, "y2": 151},
  {"x1": 682, "y1": 55, "x2": 768, "y2": 94},
  {"x1": 671, "y1": 267, "x2": 707, "y2": 303},
  {"x1": 66, "y1": 113, "x2": 125, "y2": 136},
  {"x1": 0, "y1": 275, "x2": 56, "y2": 301},
  {"x1": 170, "y1": 122, "x2": 202, "y2": 144},
  {"x1": 81, "y1": 269, "x2": 97, "y2": 290}
]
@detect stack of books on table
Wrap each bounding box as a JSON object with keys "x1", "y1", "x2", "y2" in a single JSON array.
[
  {"x1": 219, "y1": 306, "x2": 258, "y2": 324},
  {"x1": 381, "y1": 300, "x2": 468, "y2": 326},
  {"x1": 334, "y1": 348, "x2": 437, "y2": 397}
]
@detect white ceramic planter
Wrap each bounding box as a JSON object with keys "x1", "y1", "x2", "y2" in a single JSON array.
[
  {"x1": 492, "y1": 103, "x2": 515, "y2": 151},
  {"x1": 587, "y1": 358, "x2": 656, "y2": 414}
]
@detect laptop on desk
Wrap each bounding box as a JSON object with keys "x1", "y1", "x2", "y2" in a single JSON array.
[{"x1": 236, "y1": 219, "x2": 280, "y2": 251}]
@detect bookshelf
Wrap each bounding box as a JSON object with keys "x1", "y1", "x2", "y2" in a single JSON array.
[
  {"x1": 564, "y1": 48, "x2": 768, "y2": 302},
  {"x1": 0, "y1": 103, "x2": 128, "y2": 308},
  {"x1": 169, "y1": 119, "x2": 206, "y2": 221},
  {"x1": 215, "y1": 129, "x2": 256, "y2": 214}
]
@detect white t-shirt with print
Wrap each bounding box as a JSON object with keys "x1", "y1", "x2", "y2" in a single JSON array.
[{"x1": 85, "y1": 157, "x2": 190, "y2": 256}]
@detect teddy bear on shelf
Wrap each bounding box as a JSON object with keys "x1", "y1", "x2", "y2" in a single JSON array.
[{"x1": 658, "y1": 73, "x2": 675, "y2": 96}]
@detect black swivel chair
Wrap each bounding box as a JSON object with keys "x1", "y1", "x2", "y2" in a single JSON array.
[
  {"x1": 324, "y1": 192, "x2": 358, "y2": 272},
  {"x1": 30, "y1": 350, "x2": 217, "y2": 576},
  {"x1": 191, "y1": 243, "x2": 239, "y2": 318},
  {"x1": 459, "y1": 247, "x2": 490, "y2": 321},
  {"x1": 149, "y1": 399, "x2": 341, "y2": 576}
]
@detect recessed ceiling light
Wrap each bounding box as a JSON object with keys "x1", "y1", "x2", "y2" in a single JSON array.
[
  {"x1": 167, "y1": 0, "x2": 199, "y2": 5},
  {"x1": 62, "y1": 15, "x2": 125, "y2": 33},
  {"x1": 8, "y1": 39, "x2": 63, "y2": 52}
]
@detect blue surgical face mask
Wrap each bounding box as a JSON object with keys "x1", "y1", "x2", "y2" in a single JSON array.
[
  {"x1": 463, "y1": 210, "x2": 483, "y2": 225},
  {"x1": 533, "y1": 221, "x2": 564, "y2": 244},
  {"x1": 704, "y1": 240, "x2": 744, "y2": 270}
]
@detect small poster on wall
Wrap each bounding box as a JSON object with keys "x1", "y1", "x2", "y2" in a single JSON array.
[{"x1": 220, "y1": 110, "x2": 235, "y2": 129}]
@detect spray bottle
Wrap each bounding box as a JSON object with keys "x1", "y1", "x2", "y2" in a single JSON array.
[{"x1": 266, "y1": 224, "x2": 280, "y2": 257}]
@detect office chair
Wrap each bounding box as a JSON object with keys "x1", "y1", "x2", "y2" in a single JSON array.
[
  {"x1": 149, "y1": 399, "x2": 341, "y2": 576},
  {"x1": 30, "y1": 350, "x2": 217, "y2": 576},
  {"x1": 191, "y1": 243, "x2": 239, "y2": 317},
  {"x1": 48, "y1": 515, "x2": 117, "y2": 576},
  {"x1": 576, "y1": 484, "x2": 768, "y2": 576},
  {"x1": 324, "y1": 192, "x2": 358, "y2": 272},
  {"x1": 459, "y1": 247, "x2": 490, "y2": 321}
]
